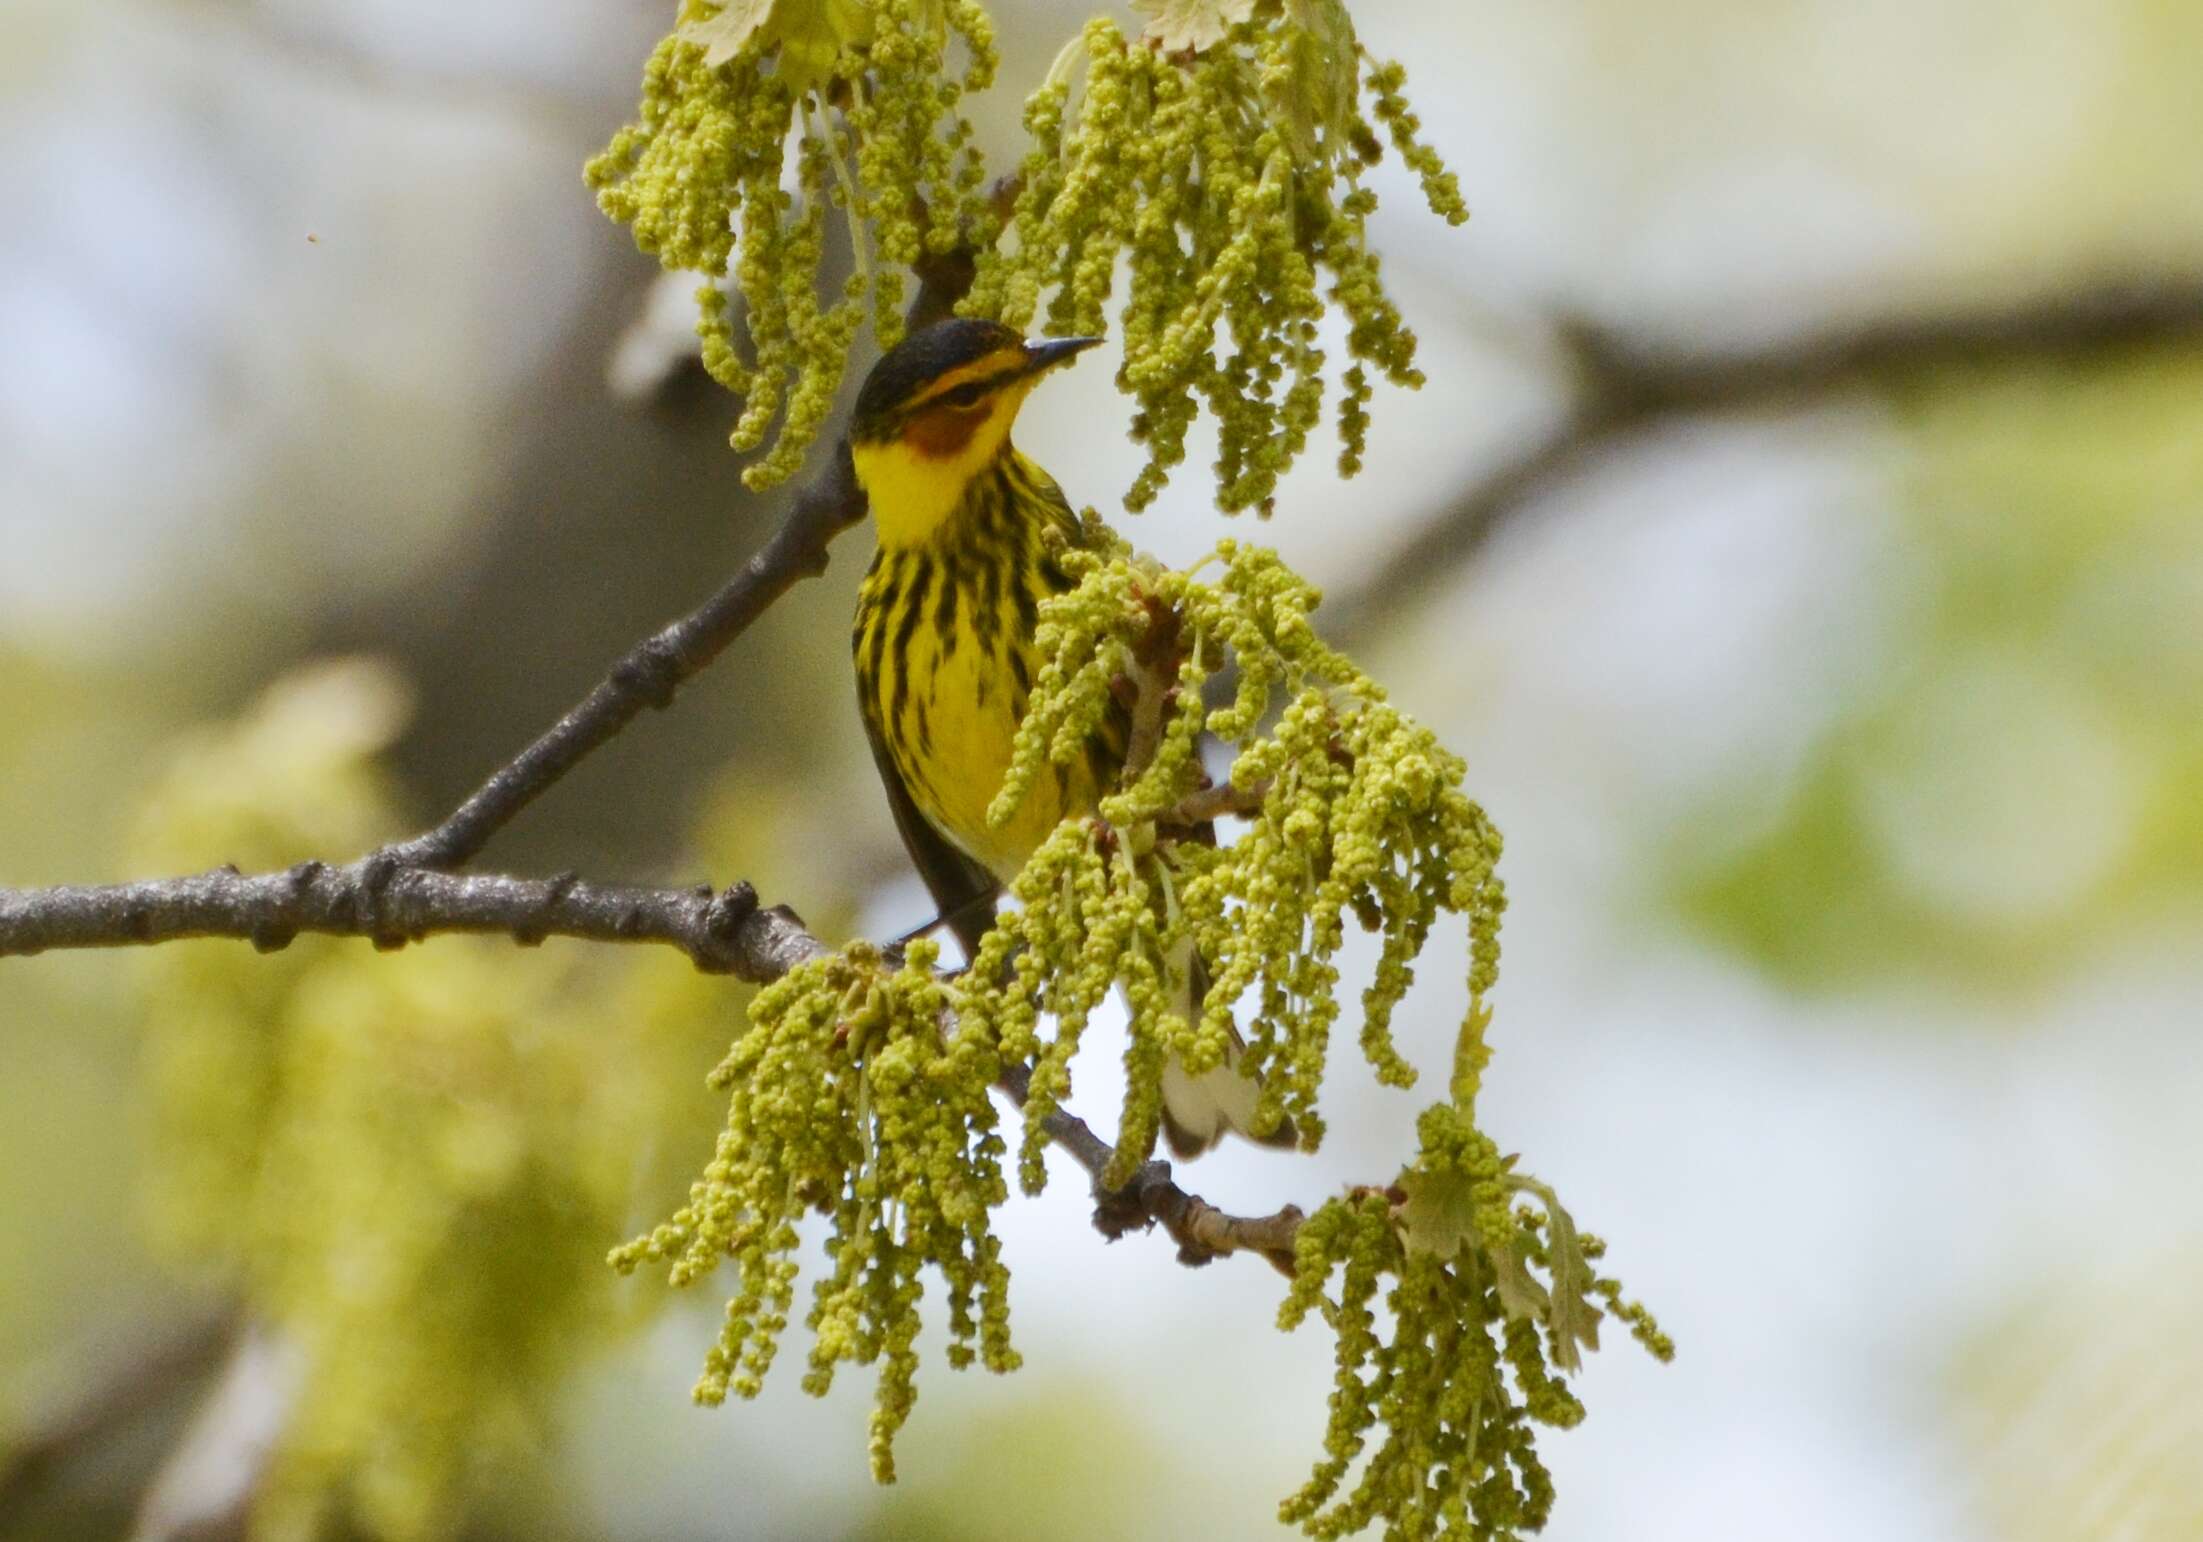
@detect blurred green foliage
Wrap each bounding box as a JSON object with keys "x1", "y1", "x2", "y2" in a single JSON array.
[
  {"x1": 1, "y1": 650, "x2": 216, "y2": 1377},
  {"x1": 1671, "y1": 347, "x2": 2203, "y2": 993},
  {"x1": 123, "y1": 665, "x2": 632, "y2": 1538},
  {"x1": 853, "y1": 1384, "x2": 1194, "y2": 1542},
  {"x1": 97, "y1": 662, "x2": 880, "y2": 1538}
]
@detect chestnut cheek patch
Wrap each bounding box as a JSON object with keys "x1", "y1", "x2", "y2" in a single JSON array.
[{"x1": 907, "y1": 403, "x2": 988, "y2": 458}]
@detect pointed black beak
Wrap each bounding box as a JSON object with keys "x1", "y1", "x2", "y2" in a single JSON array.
[{"x1": 1022, "y1": 335, "x2": 1104, "y2": 375}]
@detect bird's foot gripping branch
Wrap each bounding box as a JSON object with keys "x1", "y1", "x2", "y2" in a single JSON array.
[{"x1": 625, "y1": 537, "x2": 1671, "y2": 1537}]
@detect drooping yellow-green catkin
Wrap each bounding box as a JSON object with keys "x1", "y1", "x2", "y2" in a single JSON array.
[
  {"x1": 620, "y1": 535, "x2": 1666, "y2": 1535},
  {"x1": 587, "y1": 11, "x2": 1662, "y2": 1534},
  {"x1": 596, "y1": 2, "x2": 1468, "y2": 515},
  {"x1": 1279, "y1": 1103, "x2": 1671, "y2": 1542},
  {"x1": 961, "y1": 537, "x2": 1506, "y2": 1171},
  {"x1": 610, "y1": 940, "x2": 1015, "y2": 1482},
  {"x1": 963, "y1": 6, "x2": 1468, "y2": 513},
  {"x1": 587, "y1": 0, "x2": 999, "y2": 489}
]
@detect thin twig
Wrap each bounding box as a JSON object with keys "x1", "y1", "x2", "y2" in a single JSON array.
[
  {"x1": 372, "y1": 178, "x2": 1026, "y2": 876},
  {"x1": 1116, "y1": 595, "x2": 1182, "y2": 785},
  {"x1": 1160, "y1": 777, "x2": 1271, "y2": 829},
  {"x1": 0, "y1": 862, "x2": 1301, "y2": 1268},
  {"x1": 995, "y1": 1063, "x2": 1303, "y2": 1273}
]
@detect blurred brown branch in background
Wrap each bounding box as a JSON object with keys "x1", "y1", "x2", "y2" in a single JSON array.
[
  {"x1": 372, "y1": 442, "x2": 864, "y2": 873},
  {"x1": 0, "y1": 1308, "x2": 235, "y2": 1534},
  {"x1": 1335, "y1": 278, "x2": 2203, "y2": 642}
]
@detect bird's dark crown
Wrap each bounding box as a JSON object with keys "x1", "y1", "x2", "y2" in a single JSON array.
[{"x1": 852, "y1": 318, "x2": 1025, "y2": 441}]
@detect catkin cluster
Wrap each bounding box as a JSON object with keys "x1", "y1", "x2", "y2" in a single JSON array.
[
  {"x1": 587, "y1": 0, "x2": 999, "y2": 489},
  {"x1": 964, "y1": 536, "x2": 1505, "y2": 1176},
  {"x1": 610, "y1": 939, "x2": 1016, "y2": 1482},
  {"x1": 960, "y1": 536, "x2": 1668, "y2": 1539},
  {"x1": 964, "y1": 4, "x2": 1469, "y2": 512},
  {"x1": 1279, "y1": 1105, "x2": 1672, "y2": 1542},
  {"x1": 563, "y1": 534, "x2": 1663, "y2": 1521}
]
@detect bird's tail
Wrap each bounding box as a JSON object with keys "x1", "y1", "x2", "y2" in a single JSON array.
[{"x1": 1156, "y1": 935, "x2": 1298, "y2": 1159}]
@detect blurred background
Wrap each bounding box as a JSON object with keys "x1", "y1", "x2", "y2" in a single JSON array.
[{"x1": 3, "y1": 0, "x2": 2200, "y2": 1537}]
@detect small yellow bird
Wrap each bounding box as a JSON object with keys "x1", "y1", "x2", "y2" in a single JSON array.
[{"x1": 849, "y1": 318, "x2": 1285, "y2": 1157}]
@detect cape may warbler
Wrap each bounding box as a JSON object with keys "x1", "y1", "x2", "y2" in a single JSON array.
[{"x1": 850, "y1": 318, "x2": 1284, "y2": 1156}]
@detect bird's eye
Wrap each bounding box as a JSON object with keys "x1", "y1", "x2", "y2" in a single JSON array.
[{"x1": 941, "y1": 381, "x2": 988, "y2": 409}]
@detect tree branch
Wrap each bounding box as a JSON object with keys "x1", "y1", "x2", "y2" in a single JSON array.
[
  {"x1": 0, "y1": 860, "x2": 1304, "y2": 1269},
  {"x1": 1, "y1": 192, "x2": 1013, "y2": 928},
  {"x1": 996, "y1": 1063, "x2": 1304, "y2": 1274},
  {"x1": 0, "y1": 862, "x2": 825, "y2": 978},
  {"x1": 1334, "y1": 277, "x2": 2203, "y2": 642},
  {"x1": 1160, "y1": 777, "x2": 1271, "y2": 830}
]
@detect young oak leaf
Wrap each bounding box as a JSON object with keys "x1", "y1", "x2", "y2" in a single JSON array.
[
  {"x1": 1131, "y1": 0, "x2": 1256, "y2": 55},
  {"x1": 1273, "y1": 0, "x2": 1360, "y2": 164},
  {"x1": 679, "y1": 0, "x2": 870, "y2": 91},
  {"x1": 1514, "y1": 1175, "x2": 1604, "y2": 1373},
  {"x1": 1396, "y1": 1165, "x2": 1608, "y2": 1375},
  {"x1": 1394, "y1": 1166, "x2": 1479, "y2": 1261},
  {"x1": 1491, "y1": 1233, "x2": 1553, "y2": 1325},
  {"x1": 679, "y1": 0, "x2": 779, "y2": 65}
]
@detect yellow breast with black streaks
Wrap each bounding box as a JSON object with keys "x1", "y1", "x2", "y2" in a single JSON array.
[{"x1": 852, "y1": 452, "x2": 1113, "y2": 882}]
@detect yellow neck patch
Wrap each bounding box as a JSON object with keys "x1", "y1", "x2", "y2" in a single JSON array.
[{"x1": 853, "y1": 376, "x2": 1038, "y2": 549}]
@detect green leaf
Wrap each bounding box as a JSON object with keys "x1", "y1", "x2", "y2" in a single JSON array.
[
  {"x1": 1393, "y1": 1166, "x2": 1478, "y2": 1261},
  {"x1": 680, "y1": 0, "x2": 779, "y2": 67},
  {"x1": 1491, "y1": 1233, "x2": 1552, "y2": 1323},
  {"x1": 1275, "y1": 0, "x2": 1359, "y2": 163},
  {"x1": 1514, "y1": 1176, "x2": 1604, "y2": 1373},
  {"x1": 679, "y1": 0, "x2": 870, "y2": 93},
  {"x1": 1131, "y1": 0, "x2": 1256, "y2": 55}
]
